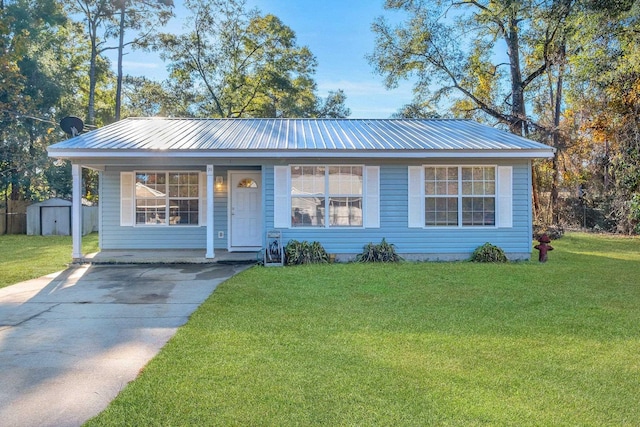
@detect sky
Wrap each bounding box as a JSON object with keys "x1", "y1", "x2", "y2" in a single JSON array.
[{"x1": 114, "y1": 0, "x2": 415, "y2": 119}]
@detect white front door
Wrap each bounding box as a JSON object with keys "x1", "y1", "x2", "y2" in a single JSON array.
[{"x1": 230, "y1": 172, "x2": 262, "y2": 249}]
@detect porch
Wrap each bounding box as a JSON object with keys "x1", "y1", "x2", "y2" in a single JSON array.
[{"x1": 80, "y1": 249, "x2": 262, "y2": 265}]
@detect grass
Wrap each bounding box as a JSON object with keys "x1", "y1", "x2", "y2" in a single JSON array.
[
  {"x1": 81, "y1": 232, "x2": 638, "y2": 425},
  {"x1": 0, "y1": 233, "x2": 99, "y2": 288}
]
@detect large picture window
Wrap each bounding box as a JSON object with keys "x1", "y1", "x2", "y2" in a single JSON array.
[
  {"x1": 290, "y1": 165, "x2": 363, "y2": 227},
  {"x1": 424, "y1": 166, "x2": 495, "y2": 227},
  {"x1": 135, "y1": 172, "x2": 199, "y2": 226}
]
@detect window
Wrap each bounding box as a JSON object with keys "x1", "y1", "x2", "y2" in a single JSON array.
[
  {"x1": 461, "y1": 167, "x2": 495, "y2": 226},
  {"x1": 238, "y1": 178, "x2": 258, "y2": 188},
  {"x1": 424, "y1": 166, "x2": 495, "y2": 227},
  {"x1": 135, "y1": 172, "x2": 199, "y2": 226},
  {"x1": 424, "y1": 166, "x2": 459, "y2": 226},
  {"x1": 290, "y1": 165, "x2": 363, "y2": 227}
]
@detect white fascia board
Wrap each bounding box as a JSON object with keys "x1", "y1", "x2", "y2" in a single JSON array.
[{"x1": 48, "y1": 148, "x2": 555, "y2": 160}]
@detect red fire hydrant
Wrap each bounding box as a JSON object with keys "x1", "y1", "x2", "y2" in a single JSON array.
[{"x1": 534, "y1": 234, "x2": 554, "y2": 263}]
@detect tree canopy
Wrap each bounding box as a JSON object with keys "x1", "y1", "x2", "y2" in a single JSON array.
[
  {"x1": 156, "y1": 0, "x2": 349, "y2": 118},
  {"x1": 1, "y1": 0, "x2": 84, "y2": 204}
]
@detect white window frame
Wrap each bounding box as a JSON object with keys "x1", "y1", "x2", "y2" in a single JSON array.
[
  {"x1": 133, "y1": 171, "x2": 201, "y2": 227},
  {"x1": 274, "y1": 165, "x2": 379, "y2": 229},
  {"x1": 290, "y1": 164, "x2": 365, "y2": 229},
  {"x1": 419, "y1": 164, "x2": 499, "y2": 229}
]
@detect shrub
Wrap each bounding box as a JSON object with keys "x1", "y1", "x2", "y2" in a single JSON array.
[
  {"x1": 355, "y1": 238, "x2": 403, "y2": 263},
  {"x1": 470, "y1": 243, "x2": 508, "y2": 263},
  {"x1": 284, "y1": 240, "x2": 329, "y2": 265}
]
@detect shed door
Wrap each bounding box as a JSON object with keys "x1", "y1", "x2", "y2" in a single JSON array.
[
  {"x1": 41, "y1": 206, "x2": 71, "y2": 235},
  {"x1": 230, "y1": 172, "x2": 262, "y2": 249}
]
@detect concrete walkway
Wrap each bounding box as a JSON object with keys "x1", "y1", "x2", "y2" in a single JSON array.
[{"x1": 0, "y1": 263, "x2": 251, "y2": 427}]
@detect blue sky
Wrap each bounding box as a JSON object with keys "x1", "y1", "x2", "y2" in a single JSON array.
[{"x1": 116, "y1": 0, "x2": 415, "y2": 118}]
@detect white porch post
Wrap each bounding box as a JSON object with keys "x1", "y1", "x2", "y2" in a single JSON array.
[
  {"x1": 71, "y1": 164, "x2": 82, "y2": 260},
  {"x1": 206, "y1": 165, "x2": 215, "y2": 258}
]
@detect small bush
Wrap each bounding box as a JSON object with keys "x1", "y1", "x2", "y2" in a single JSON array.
[
  {"x1": 355, "y1": 238, "x2": 403, "y2": 263},
  {"x1": 470, "y1": 243, "x2": 508, "y2": 263},
  {"x1": 284, "y1": 240, "x2": 329, "y2": 265}
]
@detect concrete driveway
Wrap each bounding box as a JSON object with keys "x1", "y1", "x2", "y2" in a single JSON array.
[{"x1": 0, "y1": 263, "x2": 250, "y2": 427}]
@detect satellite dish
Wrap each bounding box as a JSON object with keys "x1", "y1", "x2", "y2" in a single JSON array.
[{"x1": 60, "y1": 116, "x2": 84, "y2": 137}]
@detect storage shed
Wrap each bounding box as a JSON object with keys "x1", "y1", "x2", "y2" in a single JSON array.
[{"x1": 27, "y1": 198, "x2": 72, "y2": 236}]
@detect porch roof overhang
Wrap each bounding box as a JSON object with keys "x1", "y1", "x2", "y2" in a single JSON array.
[{"x1": 47, "y1": 147, "x2": 555, "y2": 163}]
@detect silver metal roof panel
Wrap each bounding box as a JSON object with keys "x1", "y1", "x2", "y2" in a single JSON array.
[{"x1": 48, "y1": 118, "x2": 555, "y2": 158}]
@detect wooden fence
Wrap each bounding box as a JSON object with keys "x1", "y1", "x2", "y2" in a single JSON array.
[{"x1": 0, "y1": 200, "x2": 29, "y2": 234}]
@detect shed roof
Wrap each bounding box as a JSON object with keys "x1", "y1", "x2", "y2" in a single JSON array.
[
  {"x1": 48, "y1": 118, "x2": 554, "y2": 160},
  {"x1": 27, "y1": 198, "x2": 72, "y2": 208}
]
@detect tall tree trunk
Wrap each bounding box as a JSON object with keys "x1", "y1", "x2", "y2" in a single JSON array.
[
  {"x1": 504, "y1": 15, "x2": 543, "y2": 224},
  {"x1": 506, "y1": 17, "x2": 526, "y2": 136},
  {"x1": 115, "y1": 2, "x2": 125, "y2": 121},
  {"x1": 9, "y1": 173, "x2": 19, "y2": 201},
  {"x1": 550, "y1": 43, "x2": 566, "y2": 225},
  {"x1": 532, "y1": 164, "x2": 540, "y2": 221},
  {"x1": 88, "y1": 26, "x2": 97, "y2": 126}
]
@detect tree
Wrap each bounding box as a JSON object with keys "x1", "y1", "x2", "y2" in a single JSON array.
[
  {"x1": 121, "y1": 76, "x2": 197, "y2": 117},
  {"x1": 0, "y1": 0, "x2": 83, "y2": 207},
  {"x1": 314, "y1": 90, "x2": 351, "y2": 118},
  {"x1": 369, "y1": 0, "x2": 577, "y2": 221},
  {"x1": 67, "y1": 0, "x2": 172, "y2": 124},
  {"x1": 563, "y1": 0, "x2": 640, "y2": 232},
  {"x1": 66, "y1": 0, "x2": 114, "y2": 125},
  {"x1": 0, "y1": 0, "x2": 28, "y2": 136},
  {"x1": 391, "y1": 101, "x2": 441, "y2": 119},
  {"x1": 113, "y1": 0, "x2": 173, "y2": 120},
  {"x1": 158, "y1": 0, "x2": 349, "y2": 118},
  {"x1": 370, "y1": 0, "x2": 575, "y2": 134}
]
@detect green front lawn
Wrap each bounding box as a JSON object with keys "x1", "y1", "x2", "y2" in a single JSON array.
[
  {"x1": 0, "y1": 233, "x2": 99, "y2": 288},
  {"x1": 87, "y1": 232, "x2": 639, "y2": 425}
]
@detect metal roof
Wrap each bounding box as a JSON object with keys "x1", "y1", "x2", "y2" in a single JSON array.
[{"x1": 48, "y1": 118, "x2": 554, "y2": 159}]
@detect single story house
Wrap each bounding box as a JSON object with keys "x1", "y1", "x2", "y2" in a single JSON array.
[{"x1": 47, "y1": 118, "x2": 554, "y2": 262}]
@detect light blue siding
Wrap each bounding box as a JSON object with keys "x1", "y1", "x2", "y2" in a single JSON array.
[
  {"x1": 267, "y1": 159, "x2": 532, "y2": 260},
  {"x1": 212, "y1": 166, "x2": 231, "y2": 249},
  {"x1": 100, "y1": 159, "x2": 532, "y2": 259},
  {"x1": 101, "y1": 168, "x2": 229, "y2": 250},
  {"x1": 263, "y1": 165, "x2": 275, "y2": 232}
]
